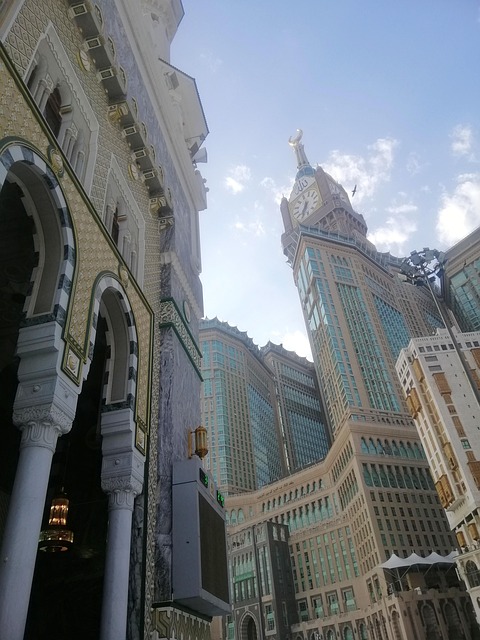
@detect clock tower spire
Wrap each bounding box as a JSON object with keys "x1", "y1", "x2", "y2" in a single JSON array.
[
  {"x1": 288, "y1": 129, "x2": 314, "y2": 179},
  {"x1": 285, "y1": 132, "x2": 369, "y2": 240}
]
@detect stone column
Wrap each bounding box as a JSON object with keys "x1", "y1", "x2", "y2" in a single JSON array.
[
  {"x1": 0, "y1": 408, "x2": 72, "y2": 640},
  {"x1": 0, "y1": 322, "x2": 78, "y2": 640},
  {"x1": 99, "y1": 408, "x2": 145, "y2": 640},
  {"x1": 100, "y1": 478, "x2": 142, "y2": 640}
]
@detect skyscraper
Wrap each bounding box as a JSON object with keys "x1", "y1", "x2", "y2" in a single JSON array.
[
  {"x1": 240, "y1": 130, "x2": 477, "y2": 638},
  {"x1": 261, "y1": 341, "x2": 330, "y2": 471},
  {"x1": 281, "y1": 131, "x2": 444, "y2": 438},
  {"x1": 397, "y1": 328, "x2": 480, "y2": 621},
  {"x1": 442, "y1": 226, "x2": 480, "y2": 332},
  {"x1": 199, "y1": 320, "x2": 329, "y2": 494},
  {"x1": 200, "y1": 318, "x2": 287, "y2": 494}
]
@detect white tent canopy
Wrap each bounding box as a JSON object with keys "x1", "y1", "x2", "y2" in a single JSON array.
[{"x1": 381, "y1": 551, "x2": 457, "y2": 570}]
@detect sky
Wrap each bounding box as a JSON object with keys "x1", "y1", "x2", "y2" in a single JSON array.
[{"x1": 172, "y1": 1, "x2": 480, "y2": 359}]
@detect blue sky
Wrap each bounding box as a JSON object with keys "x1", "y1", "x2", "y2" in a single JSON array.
[{"x1": 172, "y1": 1, "x2": 480, "y2": 358}]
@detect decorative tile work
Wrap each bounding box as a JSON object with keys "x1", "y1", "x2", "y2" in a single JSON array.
[
  {"x1": 159, "y1": 297, "x2": 202, "y2": 378},
  {"x1": 0, "y1": 47, "x2": 153, "y2": 447},
  {"x1": 3, "y1": 0, "x2": 207, "y2": 635},
  {"x1": 152, "y1": 606, "x2": 212, "y2": 640}
]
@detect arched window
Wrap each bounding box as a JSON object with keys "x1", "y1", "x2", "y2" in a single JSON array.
[
  {"x1": 403, "y1": 468, "x2": 413, "y2": 489},
  {"x1": 24, "y1": 26, "x2": 99, "y2": 188},
  {"x1": 343, "y1": 627, "x2": 353, "y2": 640},
  {"x1": 413, "y1": 442, "x2": 424, "y2": 459},
  {"x1": 378, "y1": 465, "x2": 389, "y2": 488},
  {"x1": 418, "y1": 469, "x2": 428, "y2": 490},
  {"x1": 388, "y1": 469, "x2": 397, "y2": 488},
  {"x1": 361, "y1": 438, "x2": 369, "y2": 454},
  {"x1": 363, "y1": 464, "x2": 373, "y2": 487},
  {"x1": 395, "y1": 466, "x2": 405, "y2": 488},
  {"x1": 371, "y1": 465, "x2": 381, "y2": 487},
  {"x1": 44, "y1": 86, "x2": 62, "y2": 137},
  {"x1": 465, "y1": 560, "x2": 480, "y2": 588},
  {"x1": 411, "y1": 470, "x2": 420, "y2": 489},
  {"x1": 111, "y1": 207, "x2": 120, "y2": 246}
]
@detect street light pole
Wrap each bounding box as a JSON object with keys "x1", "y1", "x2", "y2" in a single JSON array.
[{"x1": 401, "y1": 248, "x2": 480, "y2": 411}]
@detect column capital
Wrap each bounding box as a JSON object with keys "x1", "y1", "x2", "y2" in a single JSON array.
[
  {"x1": 102, "y1": 477, "x2": 143, "y2": 511},
  {"x1": 13, "y1": 405, "x2": 72, "y2": 452}
]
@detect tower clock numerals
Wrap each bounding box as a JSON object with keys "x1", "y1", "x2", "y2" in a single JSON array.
[{"x1": 292, "y1": 188, "x2": 321, "y2": 221}]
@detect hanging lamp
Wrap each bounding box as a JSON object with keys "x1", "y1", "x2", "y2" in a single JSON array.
[{"x1": 38, "y1": 490, "x2": 74, "y2": 552}]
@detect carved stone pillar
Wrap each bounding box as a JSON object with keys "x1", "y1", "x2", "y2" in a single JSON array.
[
  {"x1": 99, "y1": 408, "x2": 145, "y2": 640},
  {"x1": 0, "y1": 322, "x2": 79, "y2": 640},
  {"x1": 100, "y1": 478, "x2": 142, "y2": 640},
  {"x1": 0, "y1": 408, "x2": 72, "y2": 640}
]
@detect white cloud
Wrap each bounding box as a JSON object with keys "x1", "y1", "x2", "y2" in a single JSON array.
[
  {"x1": 368, "y1": 216, "x2": 417, "y2": 256},
  {"x1": 234, "y1": 219, "x2": 266, "y2": 236},
  {"x1": 323, "y1": 137, "x2": 398, "y2": 202},
  {"x1": 450, "y1": 124, "x2": 474, "y2": 158},
  {"x1": 386, "y1": 203, "x2": 418, "y2": 215},
  {"x1": 224, "y1": 165, "x2": 251, "y2": 194},
  {"x1": 436, "y1": 173, "x2": 480, "y2": 245},
  {"x1": 275, "y1": 330, "x2": 312, "y2": 360},
  {"x1": 260, "y1": 175, "x2": 294, "y2": 205},
  {"x1": 406, "y1": 152, "x2": 427, "y2": 176}
]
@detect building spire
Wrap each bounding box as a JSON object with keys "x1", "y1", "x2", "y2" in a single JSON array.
[
  {"x1": 288, "y1": 129, "x2": 311, "y2": 169},
  {"x1": 288, "y1": 129, "x2": 315, "y2": 180}
]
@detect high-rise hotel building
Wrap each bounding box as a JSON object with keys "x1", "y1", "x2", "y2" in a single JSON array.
[
  {"x1": 222, "y1": 132, "x2": 478, "y2": 640},
  {"x1": 397, "y1": 328, "x2": 480, "y2": 621},
  {"x1": 200, "y1": 318, "x2": 286, "y2": 494},
  {"x1": 442, "y1": 226, "x2": 480, "y2": 333},
  {"x1": 260, "y1": 341, "x2": 330, "y2": 472},
  {"x1": 199, "y1": 319, "x2": 329, "y2": 495}
]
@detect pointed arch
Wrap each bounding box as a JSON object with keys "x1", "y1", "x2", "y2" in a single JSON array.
[
  {"x1": 87, "y1": 274, "x2": 138, "y2": 411},
  {"x1": 239, "y1": 612, "x2": 259, "y2": 640},
  {"x1": 0, "y1": 141, "x2": 76, "y2": 326}
]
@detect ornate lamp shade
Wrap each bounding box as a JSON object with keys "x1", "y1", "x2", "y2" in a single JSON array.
[
  {"x1": 194, "y1": 425, "x2": 208, "y2": 459},
  {"x1": 38, "y1": 493, "x2": 74, "y2": 552}
]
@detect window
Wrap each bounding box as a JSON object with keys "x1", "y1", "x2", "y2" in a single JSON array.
[
  {"x1": 25, "y1": 25, "x2": 99, "y2": 188},
  {"x1": 298, "y1": 600, "x2": 309, "y2": 622},
  {"x1": 44, "y1": 86, "x2": 62, "y2": 137},
  {"x1": 265, "y1": 604, "x2": 275, "y2": 630}
]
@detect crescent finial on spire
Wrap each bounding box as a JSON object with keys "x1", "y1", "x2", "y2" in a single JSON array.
[
  {"x1": 288, "y1": 128, "x2": 303, "y2": 147},
  {"x1": 288, "y1": 128, "x2": 311, "y2": 171}
]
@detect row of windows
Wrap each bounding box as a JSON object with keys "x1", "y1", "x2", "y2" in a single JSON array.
[
  {"x1": 360, "y1": 437, "x2": 425, "y2": 459},
  {"x1": 363, "y1": 463, "x2": 434, "y2": 491}
]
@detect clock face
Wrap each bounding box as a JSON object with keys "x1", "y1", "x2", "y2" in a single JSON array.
[
  {"x1": 291, "y1": 175, "x2": 316, "y2": 199},
  {"x1": 292, "y1": 188, "x2": 321, "y2": 221}
]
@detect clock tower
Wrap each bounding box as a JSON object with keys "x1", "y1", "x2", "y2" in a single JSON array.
[{"x1": 281, "y1": 130, "x2": 369, "y2": 244}]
